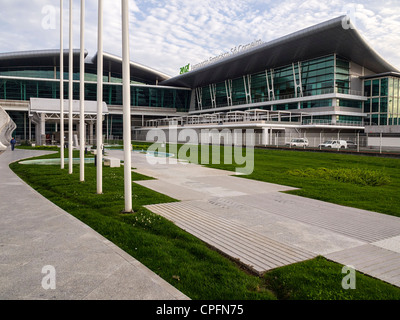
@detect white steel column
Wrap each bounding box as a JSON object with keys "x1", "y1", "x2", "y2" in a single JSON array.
[
  {"x1": 195, "y1": 87, "x2": 202, "y2": 110},
  {"x1": 225, "y1": 79, "x2": 232, "y2": 106},
  {"x1": 243, "y1": 75, "x2": 252, "y2": 104},
  {"x1": 80, "y1": 0, "x2": 85, "y2": 182},
  {"x1": 122, "y1": 0, "x2": 132, "y2": 212},
  {"x1": 209, "y1": 83, "x2": 217, "y2": 108},
  {"x1": 292, "y1": 62, "x2": 303, "y2": 98},
  {"x1": 60, "y1": 0, "x2": 65, "y2": 169},
  {"x1": 97, "y1": 0, "x2": 103, "y2": 194},
  {"x1": 68, "y1": 0, "x2": 73, "y2": 174},
  {"x1": 266, "y1": 69, "x2": 275, "y2": 101}
]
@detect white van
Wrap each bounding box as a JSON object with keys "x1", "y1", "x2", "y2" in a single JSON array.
[
  {"x1": 318, "y1": 140, "x2": 348, "y2": 149},
  {"x1": 287, "y1": 138, "x2": 309, "y2": 147}
]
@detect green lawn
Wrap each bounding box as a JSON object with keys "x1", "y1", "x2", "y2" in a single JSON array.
[{"x1": 9, "y1": 146, "x2": 400, "y2": 300}]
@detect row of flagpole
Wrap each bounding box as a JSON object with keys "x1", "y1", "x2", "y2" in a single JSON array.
[{"x1": 59, "y1": 0, "x2": 133, "y2": 213}]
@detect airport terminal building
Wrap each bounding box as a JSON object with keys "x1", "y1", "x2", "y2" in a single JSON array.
[{"x1": 1, "y1": 16, "x2": 400, "y2": 148}]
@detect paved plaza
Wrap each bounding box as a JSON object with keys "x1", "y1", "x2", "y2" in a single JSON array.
[
  {"x1": 108, "y1": 149, "x2": 400, "y2": 287},
  {"x1": 0, "y1": 149, "x2": 188, "y2": 300},
  {"x1": 1, "y1": 148, "x2": 400, "y2": 301}
]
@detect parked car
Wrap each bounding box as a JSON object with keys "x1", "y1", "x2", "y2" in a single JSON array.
[
  {"x1": 346, "y1": 141, "x2": 358, "y2": 149},
  {"x1": 287, "y1": 138, "x2": 309, "y2": 147},
  {"x1": 318, "y1": 140, "x2": 348, "y2": 149}
]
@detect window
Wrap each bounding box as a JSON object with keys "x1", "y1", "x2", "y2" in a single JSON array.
[
  {"x1": 372, "y1": 79, "x2": 380, "y2": 96},
  {"x1": 364, "y1": 80, "x2": 371, "y2": 96}
]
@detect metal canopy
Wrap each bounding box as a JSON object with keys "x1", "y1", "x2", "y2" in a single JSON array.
[
  {"x1": 29, "y1": 98, "x2": 108, "y2": 116},
  {"x1": 161, "y1": 16, "x2": 400, "y2": 89}
]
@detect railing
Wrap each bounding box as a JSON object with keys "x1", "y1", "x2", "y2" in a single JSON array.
[
  {"x1": 302, "y1": 119, "x2": 364, "y2": 127},
  {"x1": 196, "y1": 87, "x2": 365, "y2": 111}
]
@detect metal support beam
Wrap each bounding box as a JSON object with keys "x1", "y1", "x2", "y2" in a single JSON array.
[
  {"x1": 195, "y1": 87, "x2": 202, "y2": 110},
  {"x1": 292, "y1": 62, "x2": 303, "y2": 98},
  {"x1": 266, "y1": 69, "x2": 275, "y2": 101},
  {"x1": 225, "y1": 79, "x2": 233, "y2": 106},
  {"x1": 243, "y1": 75, "x2": 252, "y2": 104},
  {"x1": 209, "y1": 83, "x2": 217, "y2": 108}
]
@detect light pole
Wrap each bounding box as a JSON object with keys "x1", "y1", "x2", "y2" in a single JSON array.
[
  {"x1": 80, "y1": 0, "x2": 85, "y2": 182},
  {"x1": 60, "y1": 0, "x2": 65, "y2": 169},
  {"x1": 68, "y1": 0, "x2": 73, "y2": 175},
  {"x1": 122, "y1": 0, "x2": 132, "y2": 212},
  {"x1": 97, "y1": 0, "x2": 103, "y2": 194}
]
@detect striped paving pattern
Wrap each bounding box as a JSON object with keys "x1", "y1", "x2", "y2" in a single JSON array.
[
  {"x1": 326, "y1": 244, "x2": 400, "y2": 287},
  {"x1": 146, "y1": 202, "x2": 315, "y2": 275},
  {"x1": 226, "y1": 193, "x2": 400, "y2": 243}
]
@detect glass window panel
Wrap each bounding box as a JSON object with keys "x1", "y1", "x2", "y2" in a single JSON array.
[
  {"x1": 372, "y1": 79, "x2": 380, "y2": 96},
  {"x1": 380, "y1": 114, "x2": 387, "y2": 125},
  {"x1": 372, "y1": 98, "x2": 379, "y2": 112},
  {"x1": 381, "y1": 78, "x2": 388, "y2": 96},
  {"x1": 364, "y1": 99, "x2": 371, "y2": 113},
  {"x1": 364, "y1": 80, "x2": 371, "y2": 96},
  {"x1": 380, "y1": 97, "x2": 388, "y2": 113}
]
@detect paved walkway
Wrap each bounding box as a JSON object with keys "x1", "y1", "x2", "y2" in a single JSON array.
[
  {"x1": 0, "y1": 149, "x2": 188, "y2": 300},
  {"x1": 107, "y1": 149, "x2": 400, "y2": 287},
  {"x1": 2, "y1": 148, "x2": 400, "y2": 301}
]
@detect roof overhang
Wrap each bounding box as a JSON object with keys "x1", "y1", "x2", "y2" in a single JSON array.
[
  {"x1": 91, "y1": 52, "x2": 171, "y2": 85},
  {"x1": 360, "y1": 72, "x2": 400, "y2": 80},
  {"x1": 0, "y1": 49, "x2": 86, "y2": 68},
  {"x1": 161, "y1": 16, "x2": 400, "y2": 88}
]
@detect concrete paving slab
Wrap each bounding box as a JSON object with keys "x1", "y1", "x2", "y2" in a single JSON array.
[
  {"x1": 0, "y1": 149, "x2": 189, "y2": 300},
  {"x1": 187, "y1": 198, "x2": 366, "y2": 255},
  {"x1": 326, "y1": 244, "x2": 400, "y2": 287},
  {"x1": 373, "y1": 236, "x2": 400, "y2": 254},
  {"x1": 106, "y1": 149, "x2": 400, "y2": 288}
]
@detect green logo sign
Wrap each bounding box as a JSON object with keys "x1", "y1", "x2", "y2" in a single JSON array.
[{"x1": 180, "y1": 63, "x2": 190, "y2": 75}]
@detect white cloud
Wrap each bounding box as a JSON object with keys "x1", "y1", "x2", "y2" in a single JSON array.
[{"x1": 0, "y1": 0, "x2": 399, "y2": 76}]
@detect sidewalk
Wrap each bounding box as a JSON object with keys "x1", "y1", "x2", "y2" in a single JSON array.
[
  {"x1": 107, "y1": 149, "x2": 400, "y2": 288},
  {"x1": 0, "y1": 149, "x2": 189, "y2": 300}
]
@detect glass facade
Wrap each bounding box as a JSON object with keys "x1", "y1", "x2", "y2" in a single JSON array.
[
  {"x1": 194, "y1": 55, "x2": 352, "y2": 111},
  {"x1": 363, "y1": 77, "x2": 399, "y2": 126},
  {"x1": 0, "y1": 77, "x2": 191, "y2": 112},
  {"x1": 388, "y1": 77, "x2": 400, "y2": 125}
]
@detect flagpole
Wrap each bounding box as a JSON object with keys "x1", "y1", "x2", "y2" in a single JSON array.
[
  {"x1": 122, "y1": 0, "x2": 132, "y2": 212},
  {"x1": 80, "y1": 0, "x2": 85, "y2": 182},
  {"x1": 68, "y1": 0, "x2": 74, "y2": 175},
  {"x1": 60, "y1": 0, "x2": 65, "y2": 169},
  {"x1": 97, "y1": 0, "x2": 103, "y2": 194}
]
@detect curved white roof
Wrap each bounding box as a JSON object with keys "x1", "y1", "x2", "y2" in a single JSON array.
[{"x1": 161, "y1": 16, "x2": 399, "y2": 88}]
